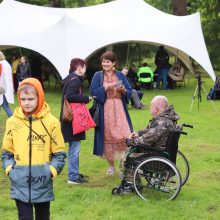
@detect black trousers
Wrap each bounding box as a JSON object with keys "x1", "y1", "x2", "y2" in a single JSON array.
[{"x1": 15, "y1": 199, "x2": 50, "y2": 220}]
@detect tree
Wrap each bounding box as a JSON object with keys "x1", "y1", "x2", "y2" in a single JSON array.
[
  {"x1": 49, "y1": 0, "x2": 63, "y2": 7},
  {"x1": 172, "y1": 0, "x2": 187, "y2": 16},
  {"x1": 188, "y1": 0, "x2": 220, "y2": 69}
]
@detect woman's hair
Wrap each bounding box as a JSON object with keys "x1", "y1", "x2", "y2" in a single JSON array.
[
  {"x1": 100, "y1": 51, "x2": 118, "y2": 67},
  {"x1": 0, "y1": 51, "x2": 6, "y2": 61},
  {"x1": 69, "y1": 58, "x2": 87, "y2": 73},
  {"x1": 21, "y1": 56, "x2": 29, "y2": 63}
]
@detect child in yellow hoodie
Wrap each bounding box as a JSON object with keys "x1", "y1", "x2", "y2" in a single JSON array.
[{"x1": 1, "y1": 78, "x2": 66, "y2": 220}]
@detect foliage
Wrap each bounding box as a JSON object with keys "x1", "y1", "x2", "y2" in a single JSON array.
[
  {"x1": 145, "y1": 0, "x2": 172, "y2": 14},
  {"x1": 16, "y1": 0, "x2": 49, "y2": 6},
  {"x1": 1, "y1": 76, "x2": 220, "y2": 219},
  {"x1": 188, "y1": 0, "x2": 220, "y2": 70},
  {"x1": 144, "y1": 0, "x2": 220, "y2": 70}
]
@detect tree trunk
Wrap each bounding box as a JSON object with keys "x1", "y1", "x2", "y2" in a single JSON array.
[
  {"x1": 49, "y1": 0, "x2": 63, "y2": 8},
  {"x1": 172, "y1": 0, "x2": 187, "y2": 16}
]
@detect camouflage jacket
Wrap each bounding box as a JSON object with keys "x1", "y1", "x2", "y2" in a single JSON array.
[{"x1": 133, "y1": 105, "x2": 180, "y2": 150}]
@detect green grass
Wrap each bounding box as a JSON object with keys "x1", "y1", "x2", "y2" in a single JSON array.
[{"x1": 1, "y1": 75, "x2": 220, "y2": 219}]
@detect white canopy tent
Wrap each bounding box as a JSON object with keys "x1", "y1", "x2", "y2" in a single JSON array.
[{"x1": 0, "y1": 0, "x2": 215, "y2": 80}]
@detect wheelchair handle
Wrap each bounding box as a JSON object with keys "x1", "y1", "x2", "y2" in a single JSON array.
[
  {"x1": 180, "y1": 131, "x2": 187, "y2": 135},
  {"x1": 182, "y1": 123, "x2": 193, "y2": 128}
]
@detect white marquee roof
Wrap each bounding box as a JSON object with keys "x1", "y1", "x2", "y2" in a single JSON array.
[{"x1": 0, "y1": 0, "x2": 215, "y2": 80}]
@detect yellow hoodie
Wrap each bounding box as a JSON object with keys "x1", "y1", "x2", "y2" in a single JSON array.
[{"x1": 1, "y1": 78, "x2": 66, "y2": 203}]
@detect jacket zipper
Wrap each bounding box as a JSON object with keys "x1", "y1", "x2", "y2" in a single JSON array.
[{"x1": 28, "y1": 116, "x2": 32, "y2": 203}]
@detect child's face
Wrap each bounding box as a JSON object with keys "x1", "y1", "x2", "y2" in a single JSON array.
[{"x1": 20, "y1": 88, "x2": 38, "y2": 115}]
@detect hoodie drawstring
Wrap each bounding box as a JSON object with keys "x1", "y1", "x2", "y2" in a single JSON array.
[
  {"x1": 40, "y1": 120, "x2": 57, "y2": 145},
  {"x1": 24, "y1": 122, "x2": 45, "y2": 143}
]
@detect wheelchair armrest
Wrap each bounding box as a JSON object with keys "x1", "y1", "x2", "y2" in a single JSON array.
[
  {"x1": 131, "y1": 144, "x2": 164, "y2": 154},
  {"x1": 182, "y1": 123, "x2": 193, "y2": 128}
]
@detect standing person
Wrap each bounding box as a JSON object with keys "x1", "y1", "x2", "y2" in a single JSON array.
[
  {"x1": 16, "y1": 56, "x2": 32, "y2": 84},
  {"x1": 11, "y1": 54, "x2": 20, "y2": 92},
  {"x1": 60, "y1": 58, "x2": 93, "y2": 184},
  {"x1": 1, "y1": 78, "x2": 66, "y2": 220},
  {"x1": 128, "y1": 64, "x2": 139, "y2": 90},
  {"x1": 89, "y1": 51, "x2": 133, "y2": 175},
  {"x1": 155, "y1": 46, "x2": 171, "y2": 90},
  {"x1": 0, "y1": 51, "x2": 14, "y2": 117}
]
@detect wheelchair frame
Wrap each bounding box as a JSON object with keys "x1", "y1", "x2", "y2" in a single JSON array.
[{"x1": 112, "y1": 123, "x2": 193, "y2": 201}]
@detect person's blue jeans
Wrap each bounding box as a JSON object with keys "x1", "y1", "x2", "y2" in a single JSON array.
[
  {"x1": 156, "y1": 68, "x2": 169, "y2": 89},
  {"x1": 1, "y1": 95, "x2": 13, "y2": 117},
  {"x1": 68, "y1": 141, "x2": 80, "y2": 181}
]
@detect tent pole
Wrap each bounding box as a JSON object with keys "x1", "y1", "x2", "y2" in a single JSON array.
[
  {"x1": 19, "y1": 47, "x2": 23, "y2": 57},
  {"x1": 126, "y1": 43, "x2": 130, "y2": 67}
]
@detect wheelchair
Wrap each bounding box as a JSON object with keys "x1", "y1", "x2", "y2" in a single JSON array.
[{"x1": 112, "y1": 124, "x2": 193, "y2": 201}]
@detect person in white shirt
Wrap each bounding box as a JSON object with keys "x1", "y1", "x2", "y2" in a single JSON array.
[{"x1": 0, "y1": 51, "x2": 14, "y2": 117}]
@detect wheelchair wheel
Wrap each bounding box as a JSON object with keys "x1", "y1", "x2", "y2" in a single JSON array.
[
  {"x1": 133, "y1": 157, "x2": 182, "y2": 201},
  {"x1": 176, "y1": 150, "x2": 190, "y2": 186},
  {"x1": 112, "y1": 187, "x2": 120, "y2": 195}
]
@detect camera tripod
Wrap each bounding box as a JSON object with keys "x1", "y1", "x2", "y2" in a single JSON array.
[{"x1": 189, "y1": 74, "x2": 217, "y2": 111}]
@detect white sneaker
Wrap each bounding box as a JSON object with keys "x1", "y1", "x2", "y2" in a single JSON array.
[{"x1": 106, "y1": 166, "x2": 115, "y2": 175}]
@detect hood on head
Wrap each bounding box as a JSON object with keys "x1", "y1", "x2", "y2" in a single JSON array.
[
  {"x1": 18, "y1": 78, "x2": 44, "y2": 115},
  {"x1": 160, "y1": 105, "x2": 180, "y2": 122}
]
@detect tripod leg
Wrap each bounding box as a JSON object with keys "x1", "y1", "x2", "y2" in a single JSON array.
[
  {"x1": 201, "y1": 85, "x2": 218, "y2": 111},
  {"x1": 189, "y1": 85, "x2": 198, "y2": 112}
]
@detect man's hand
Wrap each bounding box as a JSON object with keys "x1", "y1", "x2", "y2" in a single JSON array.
[{"x1": 128, "y1": 132, "x2": 139, "y2": 139}]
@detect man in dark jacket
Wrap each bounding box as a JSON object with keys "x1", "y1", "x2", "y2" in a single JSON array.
[
  {"x1": 128, "y1": 96, "x2": 179, "y2": 148},
  {"x1": 120, "y1": 95, "x2": 180, "y2": 190},
  {"x1": 155, "y1": 46, "x2": 171, "y2": 90}
]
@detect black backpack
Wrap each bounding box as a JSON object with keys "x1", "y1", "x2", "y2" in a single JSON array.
[{"x1": 207, "y1": 77, "x2": 220, "y2": 100}]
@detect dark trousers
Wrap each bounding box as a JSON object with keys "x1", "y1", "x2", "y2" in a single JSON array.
[
  {"x1": 13, "y1": 74, "x2": 18, "y2": 92},
  {"x1": 131, "y1": 90, "x2": 143, "y2": 106},
  {"x1": 15, "y1": 199, "x2": 50, "y2": 220}
]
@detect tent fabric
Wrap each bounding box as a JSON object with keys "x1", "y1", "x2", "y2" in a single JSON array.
[{"x1": 0, "y1": 0, "x2": 215, "y2": 80}]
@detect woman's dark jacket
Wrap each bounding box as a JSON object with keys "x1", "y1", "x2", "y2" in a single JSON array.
[
  {"x1": 89, "y1": 70, "x2": 133, "y2": 156},
  {"x1": 60, "y1": 72, "x2": 89, "y2": 142},
  {"x1": 16, "y1": 63, "x2": 31, "y2": 81}
]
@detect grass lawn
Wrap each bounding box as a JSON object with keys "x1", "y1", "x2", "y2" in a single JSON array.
[{"x1": 1, "y1": 75, "x2": 220, "y2": 220}]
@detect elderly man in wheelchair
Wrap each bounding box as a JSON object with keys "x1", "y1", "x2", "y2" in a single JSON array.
[{"x1": 112, "y1": 95, "x2": 192, "y2": 201}]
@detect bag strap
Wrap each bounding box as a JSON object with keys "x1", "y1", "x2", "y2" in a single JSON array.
[{"x1": 63, "y1": 76, "x2": 76, "y2": 97}]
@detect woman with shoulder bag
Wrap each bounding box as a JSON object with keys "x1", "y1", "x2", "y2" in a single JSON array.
[{"x1": 60, "y1": 58, "x2": 93, "y2": 184}]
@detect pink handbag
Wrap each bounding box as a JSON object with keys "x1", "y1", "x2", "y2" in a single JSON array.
[{"x1": 71, "y1": 103, "x2": 96, "y2": 135}]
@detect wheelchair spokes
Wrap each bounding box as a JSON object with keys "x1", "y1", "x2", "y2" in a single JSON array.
[{"x1": 133, "y1": 157, "x2": 182, "y2": 201}]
